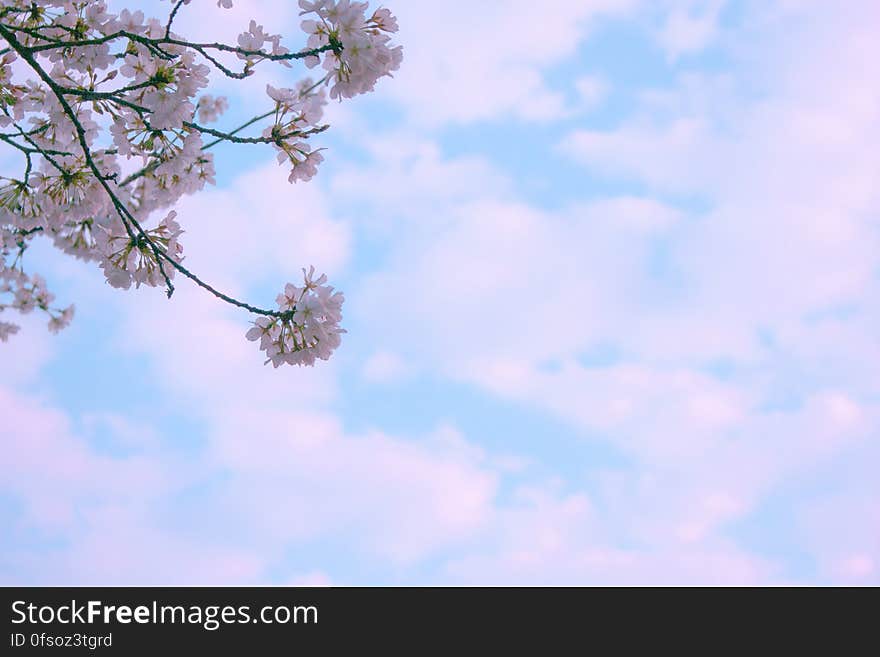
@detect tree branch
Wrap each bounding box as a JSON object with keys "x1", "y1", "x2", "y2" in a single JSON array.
[{"x1": 0, "y1": 22, "x2": 289, "y2": 318}]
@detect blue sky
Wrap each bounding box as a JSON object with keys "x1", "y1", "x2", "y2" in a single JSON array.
[{"x1": 1, "y1": 0, "x2": 879, "y2": 585}]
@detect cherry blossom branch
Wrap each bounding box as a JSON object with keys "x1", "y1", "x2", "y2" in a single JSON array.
[
  {"x1": 2, "y1": 14, "x2": 325, "y2": 316},
  {"x1": 1, "y1": 23, "x2": 178, "y2": 289},
  {"x1": 201, "y1": 108, "x2": 275, "y2": 150},
  {"x1": 21, "y1": 29, "x2": 342, "y2": 73},
  {"x1": 0, "y1": 0, "x2": 402, "y2": 365},
  {"x1": 118, "y1": 107, "x2": 287, "y2": 187}
]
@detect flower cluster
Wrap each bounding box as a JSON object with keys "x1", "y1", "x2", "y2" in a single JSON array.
[
  {"x1": 300, "y1": 0, "x2": 403, "y2": 99},
  {"x1": 246, "y1": 267, "x2": 345, "y2": 367},
  {"x1": 0, "y1": 0, "x2": 401, "y2": 366},
  {"x1": 236, "y1": 19, "x2": 291, "y2": 68},
  {"x1": 95, "y1": 211, "x2": 184, "y2": 290},
  {"x1": 265, "y1": 80, "x2": 328, "y2": 183},
  {"x1": 0, "y1": 251, "x2": 74, "y2": 341},
  {"x1": 197, "y1": 95, "x2": 229, "y2": 124}
]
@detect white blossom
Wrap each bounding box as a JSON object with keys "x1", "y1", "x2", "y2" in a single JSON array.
[
  {"x1": 299, "y1": 0, "x2": 403, "y2": 99},
  {"x1": 246, "y1": 267, "x2": 345, "y2": 367},
  {"x1": 0, "y1": 320, "x2": 19, "y2": 342}
]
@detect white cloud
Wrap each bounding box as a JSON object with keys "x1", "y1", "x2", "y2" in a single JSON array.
[
  {"x1": 655, "y1": 0, "x2": 725, "y2": 60},
  {"x1": 574, "y1": 75, "x2": 609, "y2": 112},
  {"x1": 173, "y1": 161, "x2": 351, "y2": 292},
  {"x1": 556, "y1": 3, "x2": 880, "y2": 372},
  {"x1": 0, "y1": 372, "x2": 502, "y2": 580},
  {"x1": 362, "y1": 351, "x2": 410, "y2": 384},
  {"x1": 0, "y1": 315, "x2": 54, "y2": 387},
  {"x1": 444, "y1": 483, "x2": 775, "y2": 585},
  {"x1": 328, "y1": 1, "x2": 880, "y2": 583},
  {"x1": 331, "y1": 136, "x2": 511, "y2": 222},
  {"x1": 356, "y1": 196, "x2": 681, "y2": 369},
  {"x1": 206, "y1": 411, "x2": 499, "y2": 565},
  {"x1": 374, "y1": 0, "x2": 639, "y2": 124}
]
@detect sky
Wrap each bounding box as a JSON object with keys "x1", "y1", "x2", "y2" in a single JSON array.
[{"x1": 1, "y1": 0, "x2": 879, "y2": 585}]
